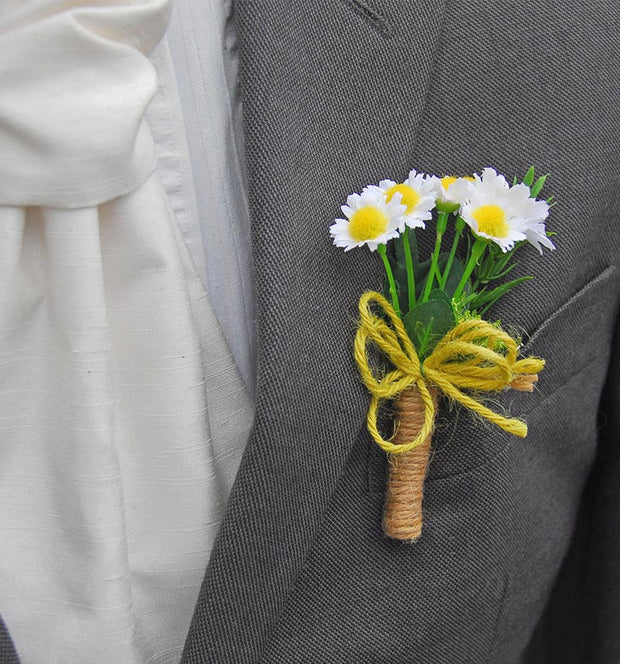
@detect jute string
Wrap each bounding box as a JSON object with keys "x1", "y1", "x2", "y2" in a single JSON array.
[
  {"x1": 354, "y1": 291, "x2": 545, "y2": 541},
  {"x1": 383, "y1": 385, "x2": 438, "y2": 541}
]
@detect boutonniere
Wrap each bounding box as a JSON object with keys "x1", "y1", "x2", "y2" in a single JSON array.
[{"x1": 330, "y1": 166, "x2": 555, "y2": 542}]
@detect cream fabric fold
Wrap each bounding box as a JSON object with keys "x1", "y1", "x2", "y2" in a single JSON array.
[
  {"x1": 0, "y1": 2, "x2": 254, "y2": 662},
  {"x1": 0, "y1": 0, "x2": 169, "y2": 208},
  {"x1": 0, "y1": 171, "x2": 254, "y2": 664}
]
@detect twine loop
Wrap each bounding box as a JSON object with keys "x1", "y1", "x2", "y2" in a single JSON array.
[{"x1": 353, "y1": 291, "x2": 545, "y2": 455}]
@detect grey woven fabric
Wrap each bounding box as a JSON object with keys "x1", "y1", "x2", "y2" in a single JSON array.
[
  {"x1": 174, "y1": 0, "x2": 620, "y2": 662},
  {"x1": 0, "y1": 0, "x2": 620, "y2": 664},
  {"x1": 0, "y1": 617, "x2": 19, "y2": 664},
  {"x1": 1, "y1": 2, "x2": 617, "y2": 664}
]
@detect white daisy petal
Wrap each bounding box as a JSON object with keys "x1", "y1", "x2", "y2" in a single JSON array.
[
  {"x1": 378, "y1": 169, "x2": 436, "y2": 231},
  {"x1": 509, "y1": 191, "x2": 549, "y2": 222},
  {"x1": 329, "y1": 185, "x2": 405, "y2": 251},
  {"x1": 366, "y1": 184, "x2": 386, "y2": 197},
  {"x1": 522, "y1": 221, "x2": 555, "y2": 254},
  {"x1": 460, "y1": 167, "x2": 553, "y2": 253},
  {"x1": 446, "y1": 177, "x2": 474, "y2": 203},
  {"x1": 461, "y1": 201, "x2": 525, "y2": 252},
  {"x1": 509, "y1": 182, "x2": 533, "y2": 202},
  {"x1": 431, "y1": 174, "x2": 476, "y2": 210},
  {"x1": 482, "y1": 167, "x2": 509, "y2": 190}
]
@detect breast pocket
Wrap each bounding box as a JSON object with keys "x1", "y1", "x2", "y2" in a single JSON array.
[{"x1": 367, "y1": 264, "x2": 618, "y2": 491}]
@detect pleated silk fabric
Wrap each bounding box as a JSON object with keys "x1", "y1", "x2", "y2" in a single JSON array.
[{"x1": 0, "y1": 2, "x2": 254, "y2": 662}]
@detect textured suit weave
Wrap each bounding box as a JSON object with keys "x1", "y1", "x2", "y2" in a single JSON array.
[{"x1": 182, "y1": 0, "x2": 620, "y2": 662}]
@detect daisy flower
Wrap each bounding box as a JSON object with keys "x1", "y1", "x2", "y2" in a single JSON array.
[
  {"x1": 330, "y1": 186, "x2": 406, "y2": 251},
  {"x1": 504, "y1": 182, "x2": 555, "y2": 254},
  {"x1": 431, "y1": 175, "x2": 475, "y2": 212},
  {"x1": 376, "y1": 169, "x2": 436, "y2": 231},
  {"x1": 460, "y1": 167, "x2": 553, "y2": 253}
]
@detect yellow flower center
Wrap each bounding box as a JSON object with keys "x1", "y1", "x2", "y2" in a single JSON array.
[
  {"x1": 349, "y1": 206, "x2": 389, "y2": 241},
  {"x1": 472, "y1": 204, "x2": 509, "y2": 238},
  {"x1": 441, "y1": 176, "x2": 458, "y2": 190},
  {"x1": 385, "y1": 183, "x2": 421, "y2": 213},
  {"x1": 463, "y1": 176, "x2": 475, "y2": 181}
]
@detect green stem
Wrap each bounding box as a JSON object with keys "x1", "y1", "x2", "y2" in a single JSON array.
[
  {"x1": 402, "y1": 228, "x2": 416, "y2": 311},
  {"x1": 452, "y1": 236, "x2": 487, "y2": 301},
  {"x1": 439, "y1": 216, "x2": 465, "y2": 290},
  {"x1": 422, "y1": 212, "x2": 448, "y2": 302},
  {"x1": 377, "y1": 244, "x2": 400, "y2": 317}
]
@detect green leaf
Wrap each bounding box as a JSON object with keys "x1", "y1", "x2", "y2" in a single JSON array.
[
  {"x1": 381, "y1": 277, "x2": 393, "y2": 303},
  {"x1": 475, "y1": 244, "x2": 515, "y2": 284},
  {"x1": 530, "y1": 174, "x2": 548, "y2": 198},
  {"x1": 388, "y1": 230, "x2": 420, "y2": 309},
  {"x1": 415, "y1": 252, "x2": 459, "y2": 301},
  {"x1": 394, "y1": 227, "x2": 419, "y2": 268},
  {"x1": 486, "y1": 262, "x2": 517, "y2": 282},
  {"x1": 414, "y1": 254, "x2": 432, "y2": 279},
  {"x1": 441, "y1": 258, "x2": 465, "y2": 298},
  {"x1": 413, "y1": 256, "x2": 432, "y2": 299},
  {"x1": 387, "y1": 261, "x2": 407, "y2": 303},
  {"x1": 522, "y1": 165, "x2": 535, "y2": 187},
  {"x1": 468, "y1": 276, "x2": 533, "y2": 314},
  {"x1": 460, "y1": 286, "x2": 483, "y2": 307},
  {"x1": 404, "y1": 299, "x2": 456, "y2": 358},
  {"x1": 427, "y1": 288, "x2": 452, "y2": 305}
]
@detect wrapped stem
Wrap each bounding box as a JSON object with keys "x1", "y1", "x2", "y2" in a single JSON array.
[{"x1": 383, "y1": 385, "x2": 438, "y2": 542}]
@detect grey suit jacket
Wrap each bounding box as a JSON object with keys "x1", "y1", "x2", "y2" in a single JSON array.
[{"x1": 2, "y1": 0, "x2": 618, "y2": 662}]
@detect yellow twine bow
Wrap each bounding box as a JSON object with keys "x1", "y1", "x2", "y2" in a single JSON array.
[{"x1": 353, "y1": 291, "x2": 545, "y2": 455}]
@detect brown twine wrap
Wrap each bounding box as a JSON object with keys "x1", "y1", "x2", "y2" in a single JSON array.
[{"x1": 383, "y1": 385, "x2": 438, "y2": 542}]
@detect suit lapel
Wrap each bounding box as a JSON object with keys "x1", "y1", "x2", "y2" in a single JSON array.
[{"x1": 182, "y1": 1, "x2": 448, "y2": 660}]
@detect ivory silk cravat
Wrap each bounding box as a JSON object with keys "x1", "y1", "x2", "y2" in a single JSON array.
[{"x1": 0, "y1": 2, "x2": 253, "y2": 663}]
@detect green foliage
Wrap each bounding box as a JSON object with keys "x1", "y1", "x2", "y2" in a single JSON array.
[
  {"x1": 475, "y1": 242, "x2": 514, "y2": 284},
  {"x1": 427, "y1": 288, "x2": 452, "y2": 305},
  {"x1": 384, "y1": 229, "x2": 419, "y2": 306},
  {"x1": 441, "y1": 257, "x2": 465, "y2": 299},
  {"x1": 416, "y1": 253, "x2": 465, "y2": 303},
  {"x1": 530, "y1": 174, "x2": 548, "y2": 197},
  {"x1": 522, "y1": 165, "x2": 536, "y2": 187},
  {"x1": 377, "y1": 165, "x2": 553, "y2": 356},
  {"x1": 521, "y1": 165, "x2": 550, "y2": 199},
  {"x1": 464, "y1": 276, "x2": 532, "y2": 316},
  {"x1": 403, "y1": 296, "x2": 456, "y2": 359}
]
